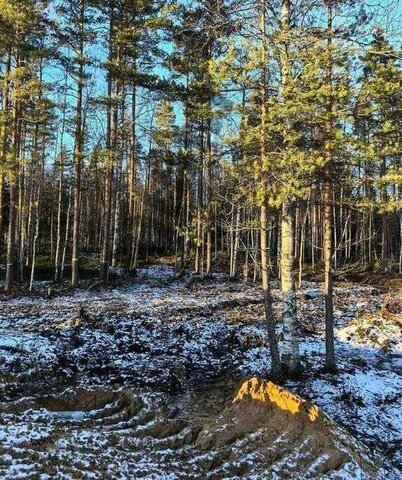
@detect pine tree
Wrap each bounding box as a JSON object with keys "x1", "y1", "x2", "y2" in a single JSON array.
[
  {"x1": 56, "y1": 0, "x2": 96, "y2": 287},
  {"x1": 258, "y1": 0, "x2": 282, "y2": 379},
  {"x1": 355, "y1": 29, "x2": 402, "y2": 273},
  {"x1": 0, "y1": 0, "x2": 48, "y2": 292}
]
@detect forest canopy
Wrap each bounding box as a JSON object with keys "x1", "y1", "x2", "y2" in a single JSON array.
[{"x1": 0, "y1": 0, "x2": 401, "y2": 376}]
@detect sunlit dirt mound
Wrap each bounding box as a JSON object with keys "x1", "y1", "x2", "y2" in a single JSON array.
[
  {"x1": 0, "y1": 378, "x2": 388, "y2": 479},
  {"x1": 194, "y1": 377, "x2": 381, "y2": 478}
]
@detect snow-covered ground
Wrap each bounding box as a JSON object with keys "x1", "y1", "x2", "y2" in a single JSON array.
[{"x1": 0, "y1": 266, "x2": 400, "y2": 478}]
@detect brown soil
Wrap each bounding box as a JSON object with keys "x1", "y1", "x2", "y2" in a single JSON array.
[
  {"x1": 193, "y1": 378, "x2": 380, "y2": 478},
  {"x1": 0, "y1": 378, "x2": 384, "y2": 479}
]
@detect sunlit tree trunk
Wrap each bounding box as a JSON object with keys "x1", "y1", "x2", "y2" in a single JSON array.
[
  {"x1": 280, "y1": 0, "x2": 300, "y2": 373},
  {"x1": 0, "y1": 51, "x2": 11, "y2": 248},
  {"x1": 54, "y1": 79, "x2": 68, "y2": 282},
  {"x1": 281, "y1": 202, "x2": 300, "y2": 372},
  {"x1": 100, "y1": 4, "x2": 116, "y2": 282},
  {"x1": 71, "y1": 0, "x2": 85, "y2": 288},
  {"x1": 260, "y1": 0, "x2": 281, "y2": 379},
  {"x1": 5, "y1": 55, "x2": 21, "y2": 293},
  {"x1": 324, "y1": 0, "x2": 335, "y2": 370},
  {"x1": 261, "y1": 203, "x2": 281, "y2": 379},
  {"x1": 29, "y1": 146, "x2": 44, "y2": 292}
]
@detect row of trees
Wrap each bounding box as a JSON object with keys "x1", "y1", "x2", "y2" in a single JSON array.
[{"x1": 0, "y1": 0, "x2": 401, "y2": 376}]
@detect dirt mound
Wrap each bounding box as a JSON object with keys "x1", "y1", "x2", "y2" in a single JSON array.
[
  {"x1": 191, "y1": 377, "x2": 381, "y2": 478},
  {"x1": 1, "y1": 379, "x2": 388, "y2": 479}
]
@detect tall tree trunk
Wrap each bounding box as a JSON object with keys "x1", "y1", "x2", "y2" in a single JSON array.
[
  {"x1": 100, "y1": 4, "x2": 116, "y2": 282},
  {"x1": 71, "y1": 0, "x2": 85, "y2": 288},
  {"x1": 5, "y1": 58, "x2": 20, "y2": 293},
  {"x1": 280, "y1": 203, "x2": 300, "y2": 372},
  {"x1": 29, "y1": 148, "x2": 44, "y2": 292},
  {"x1": 280, "y1": 0, "x2": 299, "y2": 373},
  {"x1": 54, "y1": 149, "x2": 65, "y2": 282},
  {"x1": 55, "y1": 79, "x2": 68, "y2": 281},
  {"x1": 5, "y1": 178, "x2": 17, "y2": 293},
  {"x1": 195, "y1": 121, "x2": 204, "y2": 274},
  {"x1": 324, "y1": 0, "x2": 336, "y2": 370},
  {"x1": 129, "y1": 82, "x2": 137, "y2": 271},
  {"x1": 0, "y1": 50, "x2": 11, "y2": 248},
  {"x1": 112, "y1": 190, "x2": 120, "y2": 267},
  {"x1": 381, "y1": 158, "x2": 389, "y2": 272},
  {"x1": 261, "y1": 206, "x2": 281, "y2": 379},
  {"x1": 205, "y1": 118, "x2": 213, "y2": 277},
  {"x1": 260, "y1": 0, "x2": 281, "y2": 379}
]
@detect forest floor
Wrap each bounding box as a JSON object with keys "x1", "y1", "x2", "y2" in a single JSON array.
[{"x1": 0, "y1": 265, "x2": 401, "y2": 479}]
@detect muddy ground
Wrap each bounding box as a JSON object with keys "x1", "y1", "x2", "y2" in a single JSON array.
[{"x1": 0, "y1": 266, "x2": 401, "y2": 479}]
